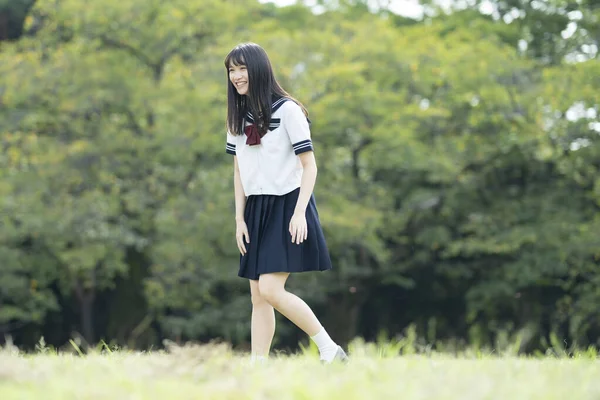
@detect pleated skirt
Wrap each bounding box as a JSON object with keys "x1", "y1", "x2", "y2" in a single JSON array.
[{"x1": 238, "y1": 187, "x2": 333, "y2": 281}]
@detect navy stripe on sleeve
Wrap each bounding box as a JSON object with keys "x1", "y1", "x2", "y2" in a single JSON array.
[
  {"x1": 226, "y1": 142, "x2": 236, "y2": 155},
  {"x1": 292, "y1": 139, "x2": 313, "y2": 155}
]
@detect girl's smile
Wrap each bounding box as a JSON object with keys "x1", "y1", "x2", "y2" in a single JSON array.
[{"x1": 229, "y1": 64, "x2": 249, "y2": 95}]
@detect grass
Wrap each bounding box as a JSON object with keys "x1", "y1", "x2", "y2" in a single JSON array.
[{"x1": 1, "y1": 338, "x2": 599, "y2": 400}]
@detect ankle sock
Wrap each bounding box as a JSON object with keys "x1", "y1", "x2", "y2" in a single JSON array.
[
  {"x1": 310, "y1": 327, "x2": 339, "y2": 362},
  {"x1": 251, "y1": 354, "x2": 267, "y2": 364}
]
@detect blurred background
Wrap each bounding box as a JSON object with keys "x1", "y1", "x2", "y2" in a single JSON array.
[{"x1": 0, "y1": 0, "x2": 598, "y2": 355}]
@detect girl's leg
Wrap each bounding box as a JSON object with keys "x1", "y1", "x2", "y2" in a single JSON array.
[
  {"x1": 250, "y1": 279, "x2": 275, "y2": 360},
  {"x1": 258, "y1": 272, "x2": 342, "y2": 362},
  {"x1": 258, "y1": 272, "x2": 320, "y2": 335}
]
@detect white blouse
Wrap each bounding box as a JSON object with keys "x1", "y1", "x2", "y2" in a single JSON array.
[{"x1": 226, "y1": 99, "x2": 313, "y2": 196}]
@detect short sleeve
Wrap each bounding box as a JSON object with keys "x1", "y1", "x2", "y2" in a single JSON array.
[
  {"x1": 282, "y1": 102, "x2": 313, "y2": 155},
  {"x1": 225, "y1": 130, "x2": 236, "y2": 156}
]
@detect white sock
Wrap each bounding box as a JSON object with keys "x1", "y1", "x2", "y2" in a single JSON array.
[
  {"x1": 250, "y1": 354, "x2": 267, "y2": 364},
  {"x1": 310, "y1": 327, "x2": 339, "y2": 362}
]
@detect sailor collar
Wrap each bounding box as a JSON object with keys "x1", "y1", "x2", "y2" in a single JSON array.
[{"x1": 243, "y1": 97, "x2": 290, "y2": 146}]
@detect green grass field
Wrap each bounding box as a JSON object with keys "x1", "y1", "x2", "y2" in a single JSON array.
[{"x1": 1, "y1": 340, "x2": 599, "y2": 400}]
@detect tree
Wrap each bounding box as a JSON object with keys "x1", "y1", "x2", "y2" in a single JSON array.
[
  {"x1": 0, "y1": 0, "x2": 249, "y2": 345},
  {"x1": 0, "y1": 0, "x2": 36, "y2": 41},
  {"x1": 1, "y1": 0, "x2": 598, "y2": 353}
]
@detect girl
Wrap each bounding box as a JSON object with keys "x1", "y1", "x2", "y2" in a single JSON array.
[{"x1": 224, "y1": 42, "x2": 348, "y2": 364}]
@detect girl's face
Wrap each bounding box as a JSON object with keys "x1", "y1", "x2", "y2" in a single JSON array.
[{"x1": 229, "y1": 63, "x2": 249, "y2": 95}]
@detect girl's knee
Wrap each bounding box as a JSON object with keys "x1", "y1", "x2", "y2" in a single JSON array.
[
  {"x1": 251, "y1": 291, "x2": 268, "y2": 307},
  {"x1": 258, "y1": 279, "x2": 282, "y2": 306},
  {"x1": 250, "y1": 280, "x2": 267, "y2": 306}
]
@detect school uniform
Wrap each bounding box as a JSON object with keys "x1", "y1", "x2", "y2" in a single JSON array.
[{"x1": 225, "y1": 96, "x2": 333, "y2": 281}]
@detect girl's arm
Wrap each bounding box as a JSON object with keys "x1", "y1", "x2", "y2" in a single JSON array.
[
  {"x1": 294, "y1": 151, "x2": 318, "y2": 215},
  {"x1": 233, "y1": 156, "x2": 246, "y2": 222},
  {"x1": 234, "y1": 156, "x2": 249, "y2": 254}
]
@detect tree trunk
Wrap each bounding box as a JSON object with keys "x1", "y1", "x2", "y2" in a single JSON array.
[
  {"x1": 325, "y1": 289, "x2": 367, "y2": 346},
  {"x1": 0, "y1": 12, "x2": 8, "y2": 41},
  {"x1": 74, "y1": 277, "x2": 96, "y2": 346}
]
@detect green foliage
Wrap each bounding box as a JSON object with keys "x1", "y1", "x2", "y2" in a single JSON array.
[
  {"x1": 456, "y1": 0, "x2": 599, "y2": 65},
  {"x1": 0, "y1": 0, "x2": 598, "y2": 354}
]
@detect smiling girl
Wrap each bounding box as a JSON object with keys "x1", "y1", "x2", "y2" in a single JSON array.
[{"x1": 224, "y1": 43, "x2": 348, "y2": 364}]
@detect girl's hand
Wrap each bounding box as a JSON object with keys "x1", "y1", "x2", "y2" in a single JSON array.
[
  {"x1": 236, "y1": 219, "x2": 250, "y2": 255},
  {"x1": 289, "y1": 212, "x2": 308, "y2": 244}
]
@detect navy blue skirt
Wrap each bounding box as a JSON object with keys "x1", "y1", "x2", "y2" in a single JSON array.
[{"x1": 238, "y1": 187, "x2": 333, "y2": 280}]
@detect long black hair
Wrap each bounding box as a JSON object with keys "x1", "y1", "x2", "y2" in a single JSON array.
[{"x1": 224, "y1": 42, "x2": 308, "y2": 136}]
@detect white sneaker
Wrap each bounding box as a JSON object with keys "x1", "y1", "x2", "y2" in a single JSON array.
[{"x1": 322, "y1": 346, "x2": 349, "y2": 364}]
